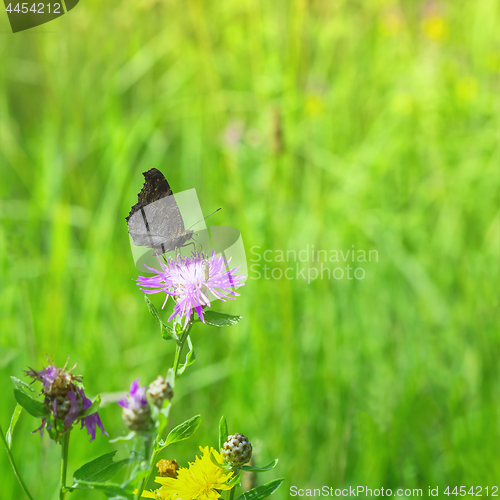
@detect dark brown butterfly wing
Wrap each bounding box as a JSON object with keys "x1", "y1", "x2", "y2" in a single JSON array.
[
  {"x1": 126, "y1": 168, "x2": 194, "y2": 254},
  {"x1": 132, "y1": 168, "x2": 173, "y2": 207}
]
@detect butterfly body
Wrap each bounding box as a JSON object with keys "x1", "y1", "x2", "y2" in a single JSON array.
[{"x1": 126, "y1": 168, "x2": 194, "y2": 255}]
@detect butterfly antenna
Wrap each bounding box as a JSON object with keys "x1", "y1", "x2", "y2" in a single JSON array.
[{"x1": 188, "y1": 207, "x2": 222, "y2": 229}]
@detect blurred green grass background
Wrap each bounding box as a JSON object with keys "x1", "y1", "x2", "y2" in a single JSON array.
[{"x1": 0, "y1": 0, "x2": 499, "y2": 498}]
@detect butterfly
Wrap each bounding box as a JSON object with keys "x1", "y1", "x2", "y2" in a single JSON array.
[{"x1": 126, "y1": 168, "x2": 195, "y2": 255}]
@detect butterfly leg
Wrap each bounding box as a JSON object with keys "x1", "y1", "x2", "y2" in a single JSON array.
[{"x1": 181, "y1": 241, "x2": 197, "y2": 256}]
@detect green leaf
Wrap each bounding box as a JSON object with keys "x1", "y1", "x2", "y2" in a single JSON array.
[
  {"x1": 159, "y1": 414, "x2": 201, "y2": 449},
  {"x1": 161, "y1": 323, "x2": 177, "y2": 341},
  {"x1": 203, "y1": 311, "x2": 242, "y2": 327},
  {"x1": 226, "y1": 474, "x2": 241, "y2": 488},
  {"x1": 209, "y1": 450, "x2": 232, "y2": 470},
  {"x1": 11, "y1": 373, "x2": 48, "y2": 421},
  {"x1": 158, "y1": 410, "x2": 169, "y2": 436},
  {"x1": 241, "y1": 459, "x2": 279, "y2": 472},
  {"x1": 152, "y1": 399, "x2": 171, "y2": 435},
  {"x1": 6, "y1": 404, "x2": 22, "y2": 449},
  {"x1": 165, "y1": 368, "x2": 175, "y2": 389},
  {"x1": 235, "y1": 478, "x2": 284, "y2": 500},
  {"x1": 145, "y1": 295, "x2": 162, "y2": 325},
  {"x1": 219, "y1": 415, "x2": 228, "y2": 453},
  {"x1": 73, "y1": 451, "x2": 135, "y2": 483},
  {"x1": 101, "y1": 485, "x2": 134, "y2": 500},
  {"x1": 174, "y1": 321, "x2": 183, "y2": 339},
  {"x1": 14, "y1": 389, "x2": 48, "y2": 418},
  {"x1": 162, "y1": 402, "x2": 172, "y2": 418},
  {"x1": 10, "y1": 376, "x2": 35, "y2": 393},
  {"x1": 70, "y1": 481, "x2": 134, "y2": 500},
  {"x1": 80, "y1": 395, "x2": 101, "y2": 418},
  {"x1": 177, "y1": 335, "x2": 196, "y2": 375},
  {"x1": 145, "y1": 296, "x2": 177, "y2": 341}
]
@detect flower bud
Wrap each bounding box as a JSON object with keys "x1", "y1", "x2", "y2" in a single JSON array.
[
  {"x1": 118, "y1": 378, "x2": 154, "y2": 433},
  {"x1": 222, "y1": 433, "x2": 252, "y2": 467},
  {"x1": 157, "y1": 459, "x2": 179, "y2": 478},
  {"x1": 121, "y1": 405, "x2": 153, "y2": 432},
  {"x1": 147, "y1": 376, "x2": 174, "y2": 408}
]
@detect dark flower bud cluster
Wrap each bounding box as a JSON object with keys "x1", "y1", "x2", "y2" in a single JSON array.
[
  {"x1": 222, "y1": 433, "x2": 253, "y2": 467},
  {"x1": 147, "y1": 376, "x2": 174, "y2": 408},
  {"x1": 26, "y1": 360, "x2": 106, "y2": 442}
]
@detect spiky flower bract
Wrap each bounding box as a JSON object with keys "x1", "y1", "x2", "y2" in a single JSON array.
[
  {"x1": 141, "y1": 446, "x2": 233, "y2": 500},
  {"x1": 138, "y1": 251, "x2": 245, "y2": 327}
]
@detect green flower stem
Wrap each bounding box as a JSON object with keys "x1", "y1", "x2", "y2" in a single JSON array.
[
  {"x1": 228, "y1": 483, "x2": 237, "y2": 500},
  {"x1": 138, "y1": 446, "x2": 161, "y2": 500},
  {"x1": 172, "y1": 321, "x2": 193, "y2": 378},
  {"x1": 227, "y1": 467, "x2": 239, "y2": 500},
  {"x1": 134, "y1": 435, "x2": 153, "y2": 500},
  {"x1": 59, "y1": 432, "x2": 70, "y2": 500},
  {"x1": 0, "y1": 422, "x2": 35, "y2": 500},
  {"x1": 136, "y1": 321, "x2": 193, "y2": 499},
  {"x1": 124, "y1": 434, "x2": 141, "y2": 483}
]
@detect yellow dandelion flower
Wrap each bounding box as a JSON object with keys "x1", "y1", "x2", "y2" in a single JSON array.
[
  {"x1": 143, "y1": 447, "x2": 233, "y2": 500},
  {"x1": 141, "y1": 490, "x2": 162, "y2": 499}
]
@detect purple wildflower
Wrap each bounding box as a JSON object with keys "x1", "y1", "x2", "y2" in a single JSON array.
[
  {"x1": 118, "y1": 378, "x2": 148, "y2": 410},
  {"x1": 137, "y1": 251, "x2": 245, "y2": 327},
  {"x1": 64, "y1": 391, "x2": 81, "y2": 428},
  {"x1": 118, "y1": 378, "x2": 153, "y2": 433},
  {"x1": 25, "y1": 360, "x2": 106, "y2": 442},
  {"x1": 80, "y1": 389, "x2": 107, "y2": 442},
  {"x1": 27, "y1": 362, "x2": 75, "y2": 397},
  {"x1": 38, "y1": 365, "x2": 59, "y2": 391},
  {"x1": 32, "y1": 419, "x2": 47, "y2": 437}
]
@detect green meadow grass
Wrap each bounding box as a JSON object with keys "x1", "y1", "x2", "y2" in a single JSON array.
[{"x1": 0, "y1": 0, "x2": 499, "y2": 498}]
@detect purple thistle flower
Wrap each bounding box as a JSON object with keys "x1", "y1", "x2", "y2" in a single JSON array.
[
  {"x1": 80, "y1": 389, "x2": 107, "y2": 442},
  {"x1": 39, "y1": 365, "x2": 59, "y2": 391},
  {"x1": 26, "y1": 360, "x2": 106, "y2": 442},
  {"x1": 118, "y1": 378, "x2": 153, "y2": 433},
  {"x1": 118, "y1": 378, "x2": 148, "y2": 410},
  {"x1": 27, "y1": 362, "x2": 75, "y2": 397},
  {"x1": 64, "y1": 391, "x2": 81, "y2": 428},
  {"x1": 32, "y1": 419, "x2": 47, "y2": 437},
  {"x1": 137, "y1": 251, "x2": 245, "y2": 327}
]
